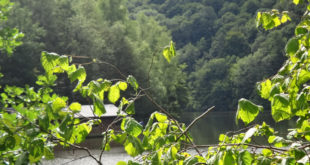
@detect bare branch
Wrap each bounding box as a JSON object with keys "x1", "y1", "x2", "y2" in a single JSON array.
[{"x1": 177, "y1": 106, "x2": 215, "y2": 141}]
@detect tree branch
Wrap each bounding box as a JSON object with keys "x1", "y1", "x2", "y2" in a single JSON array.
[{"x1": 177, "y1": 106, "x2": 215, "y2": 141}]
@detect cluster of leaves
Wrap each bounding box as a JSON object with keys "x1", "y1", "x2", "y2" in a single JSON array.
[
  {"x1": 2, "y1": 0, "x2": 310, "y2": 165},
  {"x1": 229, "y1": 0, "x2": 310, "y2": 164},
  {"x1": 0, "y1": 43, "x2": 199, "y2": 164},
  {"x1": 0, "y1": 51, "x2": 118, "y2": 163}
]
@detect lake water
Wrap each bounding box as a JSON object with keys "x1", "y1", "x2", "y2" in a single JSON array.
[
  {"x1": 179, "y1": 110, "x2": 295, "y2": 145},
  {"x1": 43, "y1": 111, "x2": 294, "y2": 164}
]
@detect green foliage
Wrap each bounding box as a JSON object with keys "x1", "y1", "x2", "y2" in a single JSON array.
[
  {"x1": 236, "y1": 98, "x2": 263, "y2": 125},
  {"x1": 256, "y1": 10, "x2": 291, "y2": 30},
  {"x1": 1, "y1": 0, "x2": 310, "y2": 165}
]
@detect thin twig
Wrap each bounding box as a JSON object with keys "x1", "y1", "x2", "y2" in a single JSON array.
[
  {"x1": 225, "y1": 124, "x2": 256, "y2": 136},
  {"x1": 99, "y1": 116, "x2": 124, "y2": 162},
  {"x1": 146, "y1": 50, "x2": 159, "y2": 87},
  {"x1": 177, "y1": 106, "x2": 215, "y2": 140}
]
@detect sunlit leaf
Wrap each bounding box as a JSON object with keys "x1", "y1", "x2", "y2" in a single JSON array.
[
  {"x1": 162, "y1": 41, "x2": 176, "y2": 63},
  {"x1": 238, "y1": 150, "x2": 253, "y2": 165},
  {"x1": 117, "y1": 161, "x2": 127, "y2": 165},
  {"x1": 52, "y1": 97, "x2": 66, "y2": 112},
  {"x1": 236, "y1": 98, "x2": 263, "y2": 125},
  {"x1": 124, "y1": 136, "x2": 143, "y2": 157},
  {"x1": 293, "y1": 0, "x2": 300, "y2": 5},
  {"x1": 108, "y1": 84, "x2": 120, "y2": 103},
  {"x1": 258, "y1": 79, "x2": 272, "y2": 99},
  {"x1": 93, "y1": 94, "x2": 106, "y2": 116},
  {"x1": 118, "y1": 81, "x2": 128, "y2": 91},
  {"x1": 271, "y1": 94, "x2": 291, "y2": 122},
  {"x1": 124, "y1": 118, "x2": 143, "y2": 137},
  {"x1": 69, "y1": 102, "x2": 81, "y2": 112},
  {"x1": 154, "y1": 112, "x2": 167, "y2": 122}
]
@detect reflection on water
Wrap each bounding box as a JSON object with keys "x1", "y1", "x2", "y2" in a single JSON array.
[
  {"x1": 44, "y1": 111, "x2": 295, "y2": 164},
  {"x1": 179, "y1": 111, "x2": 295, "y2": 145}
]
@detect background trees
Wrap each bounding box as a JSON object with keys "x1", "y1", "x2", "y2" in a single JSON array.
[
  {"x1": 0, "y1": 0, "x2": 303, "y2": 115},
  {"x1": 0, "y1": 0, "x2": 189, "y2": 118}
]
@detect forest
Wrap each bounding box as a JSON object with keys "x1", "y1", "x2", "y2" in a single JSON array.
[
  {"x1": 1, "y1": 0, "x2": 310, "y2": 164},
  {"x1": 0, "y1": 0, "x2": 301, "y2": 118}
]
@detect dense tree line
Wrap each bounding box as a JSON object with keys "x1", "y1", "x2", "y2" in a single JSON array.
[
  {"x1": 0, "y1": 0, "x2": 303, "y2": 115},
  {"x1": 0, "y1": 0, "x2": 190, "y2": 118},
  {"x1": 127, "y1": 0, "x2": 303, "y2": 111}
]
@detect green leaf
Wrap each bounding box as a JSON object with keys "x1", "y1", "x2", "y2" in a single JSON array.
[
  {"x1": 43, "y1": 147, "x2": 54, "y2": 160},
  {"x1": 68, "y1": 66, "x2": 86, "y2": 82},
  {"x1": 108, "y1": 84, "x2": 120, "y2": 103},
  {"x1": 295, "y1": 92, "x2": 308, "y2": 116},
  {"x1": 219, "y1": 134, "x2": 227, "y2": 142},
  {"x1": 154, "y1": 112, "x2": 167, "y2": 122},
  {"x1": 297, "y1": 69, "x2": 310, "y2": 86},
  {"x1": 41, "y1": 51, "x2": 59, "y2": 73},
  {"x1": 124, "y1": 136, "x2": 143, "y2": 157},
  {"x1": 262, "y1": 149, "x2": 272, "y2": 157},
  {"x1": 58, "y1": 55, "x2": 69, "y2": 71},
  {"x1": 271, "y1": 94, "x2": 291, "y2": 122},
  {"x1": 151, "y1": 152, "x2": 161, "y2": 165},
  {"x1": 117, "y1": 161, "x2": 127, "y2": 165},
  {"x1": 295, "y1": 26, "x2": 308, "y2": 35},
  {"x1": 286, "y1": 38, "x2": 299, "y2": 57},
  {"x1": 39, "y1": 115, "x2": 49, "y2": 131},
  {"x1": 118, "y1": 82, "x2": 128, "y2": 91},
  {"x1": 162, "y1": 41, "x2": 176, "y2": 63},
  {"x1": 52, "y1": 97, "x2": 66, "y2": 112},
  {"x1": 258, "y1": 79, "x2": 272, "y2": 99},
  {"x1": 68, "y1": 66, "x2": 86, "y2": 91},
  {"x1": 75, "y1": 123, "x2": 92, "y2": 143},
  {"x1": 127, "y1": 75, "x2": 139, "y2": 91},
  {"x1": 69, "y1": 102, "x2": 81, "y2": 112},
  {"x1": 281, "y1": 12, "x2": 290, "y2": 23},
  {"x1": 236, "y1": 98, "x2": 263, "y2": 125},
  {"x1": 293, "y1": 0, "x2": 300, "y2": 5},
  {"x1": 59, "y1": 115, "x2": 74, "y2": 140},
  {"x1": 124, "y1": 118, "x2": 143, "y2": 137},
  {"x1": 238, "y1": 150, "x2": 253, "y2": 165},
  {"x1": 93, "y1": 94, "x2": 106, "y2": 116},
  {"x1": 223, "y1": 150, "x2": 236, "y2": 165},
  {"x1": 167, "y1": 146, "x2": 178, "y2": 160},
  {"x1": 29, "y1": 139, "x2": 44, "y2": 162},
  {"x1": 126, "y1": 102, "x2": 135, "y2": 115}
]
